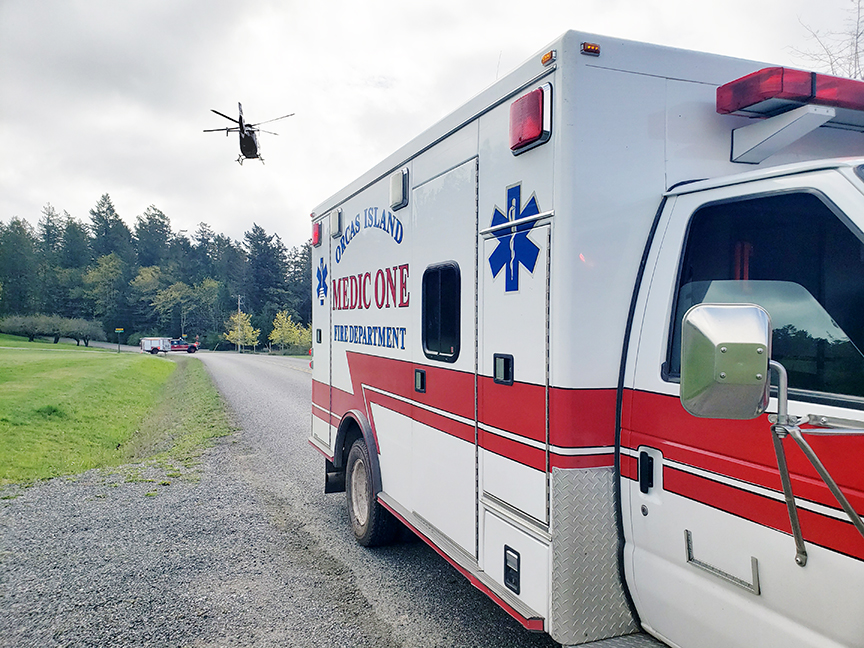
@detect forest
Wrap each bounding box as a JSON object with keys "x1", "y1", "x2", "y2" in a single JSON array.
[{"x1": 0, "y1": 194, "x2": 311, "y2": 350}]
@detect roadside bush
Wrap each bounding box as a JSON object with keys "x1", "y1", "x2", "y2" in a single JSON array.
[
  {"x1": 61, "y1": 318, "x2": 105, "y2": 346},
  {"x1": 270, "y1": 344, "x2": 312, "y2": 356},
  {"x1": 0, "y1": 315, "x2": 105, "y2": 345},
  {"x1": 41, "y1": 315, "x2": 66, "y2": 343},
  {"x1": 199, "y1": 332, "x2": 230, "y2": 350},
  {"x1": 0, "y1": 315, "x2": 46, "y2": 341}
]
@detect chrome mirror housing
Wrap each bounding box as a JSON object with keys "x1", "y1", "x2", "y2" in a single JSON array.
[{"x1": 680, "y1": 303, "x2": 771, "y2": 420}]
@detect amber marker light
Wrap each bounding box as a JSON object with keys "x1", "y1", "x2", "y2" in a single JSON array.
[{"x1": 581, "y1": 42, "x2": 601, "y2": 57}]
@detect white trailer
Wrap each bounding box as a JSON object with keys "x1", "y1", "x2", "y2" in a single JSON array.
[
  {"x1": 140, "y1": 337, "x2": 171, "y2": 354},
  {"x1": 309, "y1": 30, "x2": 864, "y2": 648}
]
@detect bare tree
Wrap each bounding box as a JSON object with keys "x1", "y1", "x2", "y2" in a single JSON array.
[{"x1": 796, "y1": 0, "x2": 864, "y2": 79}]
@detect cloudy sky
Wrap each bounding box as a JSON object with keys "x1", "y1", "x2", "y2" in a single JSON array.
[{"x1": 0, "y1": 0, "x2": 853, "y2": 250}]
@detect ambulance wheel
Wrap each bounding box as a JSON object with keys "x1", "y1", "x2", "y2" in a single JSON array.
[
  {"x1": 149, "y1": 348, "x2": 159, "y2": 355},
  {"x1": 345, "y1": 438, "x2": 396, "y2": 547}
]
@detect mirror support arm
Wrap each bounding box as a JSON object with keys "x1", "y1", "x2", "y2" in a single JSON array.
[
  {"x1": 769, "y1": 361, "x2": 864, "y2": 567},
  {"x1": 769, "y1": 362, "x2": 809, "y2": 567},
  {"x1": 787, "y1": 426, "x2": 864, "y2": 540}
]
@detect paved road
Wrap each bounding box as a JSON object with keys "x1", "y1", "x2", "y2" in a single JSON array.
[{"x1": 193, "y1": 352, "x2": 559, "y2": 648}]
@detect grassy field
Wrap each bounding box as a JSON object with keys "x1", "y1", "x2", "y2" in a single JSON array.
[{"x1": 0, "y1": 335, "x2": 234, "y2": 484}]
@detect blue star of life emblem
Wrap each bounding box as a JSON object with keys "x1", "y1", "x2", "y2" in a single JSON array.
[
  {"x1": 316, "y1": 258, "x2": 328, "y2": 305},
  {"x1": 488, "y1": 184, "x2": 540, "y2": 292}
]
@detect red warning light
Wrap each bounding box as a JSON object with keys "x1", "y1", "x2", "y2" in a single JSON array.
[
  {"x1": 717, "y1": 67, "x2": 864, "y2": 115},
  {"x1": 510, "y1": 88, "x2": 543, "y2": 150},
  {"x1": 312, "y1": 221, "x2": 322, "y2": 247},
  {"x1": 510, "y1": 84, "x2": 552, "y2": 155}
]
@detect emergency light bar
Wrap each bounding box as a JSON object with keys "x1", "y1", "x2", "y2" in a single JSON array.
[{"x1": 717, "y1": 67, "x2": 864, "y2": 130}]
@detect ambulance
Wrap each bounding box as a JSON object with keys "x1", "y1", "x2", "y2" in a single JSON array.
[
  {"x1": 308, "y1": 30, "x2": 864, "y2": 647},
  {"x1": 139, "y1": 337, "x2": 171, "y2": 354}
]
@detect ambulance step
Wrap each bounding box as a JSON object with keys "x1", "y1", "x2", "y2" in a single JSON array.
[
  {"x1": 571, "y1": 633, "x2": 667, "y2": 647},
  {"x1": 378, "y1": 492, "x2": 544, "y2": 629}
]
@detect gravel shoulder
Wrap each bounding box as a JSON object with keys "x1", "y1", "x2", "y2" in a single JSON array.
[
  {"x1": 0, "y1": 353, "x2": 558, "y2": 648},
  {"x1": 1, "y1": 441, "x2": 397, "y2": 648}
]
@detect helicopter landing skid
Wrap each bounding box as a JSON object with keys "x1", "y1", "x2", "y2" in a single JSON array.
[{"x1": 237, "y1": 155, "x2": 264, "y2": 165}]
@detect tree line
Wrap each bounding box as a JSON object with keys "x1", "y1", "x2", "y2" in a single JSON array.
[{"x1": 0, "y1": 194, "x2": 311, "y2": 349}]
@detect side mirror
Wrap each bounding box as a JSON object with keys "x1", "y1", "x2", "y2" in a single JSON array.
[{"x1": 680, "y1": 303, "x2": 771, "y2": 419}]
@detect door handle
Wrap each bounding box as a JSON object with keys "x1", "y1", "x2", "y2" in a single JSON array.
[{"x1": 639, "y1": 451, "x2": 654, "y2": 494}]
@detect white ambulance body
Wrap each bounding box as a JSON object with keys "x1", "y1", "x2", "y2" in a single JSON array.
[
  {"x1": 140, "y1": 337, "x2": 171, "y2": 354},
  {"x1": 309, "y1": 31, "x2": 864, "y2": 648}
]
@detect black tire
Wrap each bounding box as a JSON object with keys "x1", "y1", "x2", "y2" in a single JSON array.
[
  {"x1": 345, "y1": 438, "x2": 397, "y2": 547},
  {"x1": 149, "y1": 348, "x2": 159, "y2": 355},
  {"x1": 186, "y1": 346, "x2": 197, "y2": 353}
]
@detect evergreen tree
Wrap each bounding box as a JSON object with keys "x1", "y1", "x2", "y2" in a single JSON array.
[
  {"x1": 152, "y1": 282, "x2": 196, "y2": 337},
  {"x1": 189, "y1": 222, "x2": 216, "y2": 284},
  {"x1": 59, "y1": 216, "x2": 91, "y2": 269},
  {"x1": 134, "y1": 205, "x2": 172, "y2": 267},
  {"x1": 189, "y1": 278, "x2": 221, "y2": 335},
  {"x1": 89, "y1": 194, "x2": 135, "y2": 266},
  {"x1": 210, "y1": 233, "x2": 247, "y2": 315},
  {"x1": 166, "y1": 233, "x2": 195, "y2": 286},
  {"x1": 54, "y1": 214, "x2": 93, "y2": 318},
  {"x1": 82, "y1": 253, "x2": 127, "y2": 331},
  {"x1": 37, "y1": 204, "x2": 63, "y2": 260},
  {"x1": 285, "y1": 241, "x2": 312, "y2": 325},
  {"x1": 129, "y1": 265, "x2": 165, "y2": 332},
  {"x1": 244, "y1": 223, "x2": 290, "y2": 340},
  {"x1": 35, "y1": 204, "x2": 65, "y2": 314},
  {"x1": 0, "y1": 201, "x2": 312, "y2": 343},
  {"x1": 0, "y1": 218, "x2": 38, "y2": 315}
]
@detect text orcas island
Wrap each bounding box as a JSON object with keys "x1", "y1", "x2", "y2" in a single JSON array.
[{"x1": 334, "y1": 207, "x2": 404, "y2": 263}]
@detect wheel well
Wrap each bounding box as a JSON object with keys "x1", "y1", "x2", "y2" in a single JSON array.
[
  {"x1": 334, "y1": 411, "x2": 382, "y2": 496},
  {"x1": 340, "y1": 421, "x2": 362, "y2": 467}
]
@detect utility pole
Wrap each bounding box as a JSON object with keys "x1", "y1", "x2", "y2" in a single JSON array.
[{"x1": 235, "y1": 294, "x2": 244, "y2": 353}]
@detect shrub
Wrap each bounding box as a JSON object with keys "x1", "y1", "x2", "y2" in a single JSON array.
[
  {"x1": 0, "y1": 315, "x2": 106, "y2": 346},
  {"x1": 0, "y1": 315, "x2": 44, "y2": 341}
]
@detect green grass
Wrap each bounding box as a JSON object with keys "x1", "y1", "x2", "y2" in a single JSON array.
[
  {"x1": 0, "y1": 332, "x2": 108, "y2": 351},
  {"x1": 122, "y1": 355, "x2": 236, "y2": 473},
  {"x1": 0, "y1": 336, "x2": 235, "y2": 484}
]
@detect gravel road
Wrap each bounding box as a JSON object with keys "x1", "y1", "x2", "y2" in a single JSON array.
[{"x1": 0, "y1": 352, "x2": 561, "y2": 648}]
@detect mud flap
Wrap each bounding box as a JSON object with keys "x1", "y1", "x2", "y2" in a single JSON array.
[{"x1": 324, "y1": 458, "x2": 346, "y2": 493}]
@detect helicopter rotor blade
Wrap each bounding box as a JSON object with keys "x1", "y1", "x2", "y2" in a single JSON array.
[
  {"x1": 257, "y1": 128, "x2": 280, "y2": 136},
  {"x1": 203, "y1": 126, "x2": 239, "y2": 133},
  {"x1": 249, "y1": 112, "x2": 295, "y2": 128},
  {"x1": 210, "y1": 109, "x2": 240, "y2": 125}
]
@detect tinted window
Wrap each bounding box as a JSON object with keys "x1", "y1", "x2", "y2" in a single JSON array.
[
  {"x1": 668, "y1": 192, "x2": 864, "y2": 400},
  {"x1": 423, "y1": 263, "x2": 460, "y2": 362}
]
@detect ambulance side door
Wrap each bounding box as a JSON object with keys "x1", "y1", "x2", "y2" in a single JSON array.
[
  {"x1": 623, "y1": 172, "x2": 864, "y2": 648},
  {"x1": 311, "y1": 216, "x2": 333, "y2": 450},
  {"x1": 410, "y1": 158, "x2": 479, "y2": 556}
]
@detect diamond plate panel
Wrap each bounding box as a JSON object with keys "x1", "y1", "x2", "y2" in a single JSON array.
[
  {"x1": 550, "y1": 467, "x2": 639, "y2": 645},
  {"x1": 572, "y1": 633, "x2": 667, "y2": 648}
]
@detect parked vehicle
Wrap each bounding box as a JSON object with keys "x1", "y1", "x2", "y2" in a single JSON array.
[
  {"x1": 309, "y1": 30, "x2": 864, "y2": 648},
  {"x1": 169, "y1": 338, "x2": 198, "y2": 353},
  {"x1": 140, "y1": 337, "x2": 172, "y2": 355}
]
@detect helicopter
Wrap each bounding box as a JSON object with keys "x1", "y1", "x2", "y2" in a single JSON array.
[{"x1": 204, "y1": 103, "x2": 294, "y2": 164}]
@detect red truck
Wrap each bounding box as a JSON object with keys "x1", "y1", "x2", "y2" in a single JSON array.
[{"x1": 169, "y1": 338, "x2": 198, "y2": 353}]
